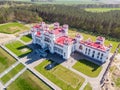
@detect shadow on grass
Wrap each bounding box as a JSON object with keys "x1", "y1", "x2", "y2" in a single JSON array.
[
  {"x1": 25, "y1": 34, "x2": 32, "y2": 39},
  {"x1": 44, "y1": 59, "x2": 59, "y2": 70},
  {"x1": 25, "y1": 44, "x2": 66, "y2": 66},
  {"x1": 78, "y1": 59, "x2": 100, "y2": 72},
  {"x1": 16, "y1": 44, "x2": 32, "y2": 58}
]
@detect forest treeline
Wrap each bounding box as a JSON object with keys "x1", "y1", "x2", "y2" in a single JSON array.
[
  {"x1": 0, "y1": 1, "x2": 120, "y2": 40},
  {"x1": 0, "y1": 7, "x2": 42, "y2": 23},
  {"x1": 15, "y1": 5, "x2": 120, "y2": 39}
]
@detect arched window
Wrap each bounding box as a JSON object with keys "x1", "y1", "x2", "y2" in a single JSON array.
[
  {"x1": 92, "y1": 51, "x2": 95, "y2": 58},
  {"x1": 85, "y1": 48, "x2": 88, "y2": 54},
  {"x1": 79, "y1": 45, "x2": 83, "y2": 50},
  {"x1": 97, "y1": 52, "x2": 100, "y2": 58},
  {"x1": 88, "y1": 49, "x2": 91, "y2": 55},
  {"x1": 100, "y1": 53, "x2": 103, "y2": 59}
]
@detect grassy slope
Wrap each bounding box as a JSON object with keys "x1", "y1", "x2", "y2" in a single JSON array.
[
  {"x1": 7, "y1": 70, "x2": 51, "y2": 90},
  {"x1": 5, "y1": 41, "x2": 32, "y2": 57},
  {"x1": 0, "y1": 22, "x2": 29, "y2": 34},
  {"x1": 84, "y1": 83, "x2": 92, "y2": 90},
  {"x1": 68, "y1": 29, "x2": 119, "y2": 53},
  {"x1": 35, "y1": 60, "x2": 85, "y2": 90},
  {"x1": 1, "y1": 63, "x2": 24, "y2": 84},
  {"x1": 0, "y1": 48, "x2": 16, "y2": 73},
  {"x1": 20, "y1": 35, "x2": 32, "y2": 43},
  {"x1": 72, "y1": 59, "x2": 102, "y2": 77}
]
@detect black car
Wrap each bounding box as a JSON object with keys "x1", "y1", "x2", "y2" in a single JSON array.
[{"x1": 45, "y1": 64, "x2": 53, "y2": 70}]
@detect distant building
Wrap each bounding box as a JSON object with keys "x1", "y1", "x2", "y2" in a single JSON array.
[{"x1": 31, "y1": 22, "x2": 112, "y2": 64}]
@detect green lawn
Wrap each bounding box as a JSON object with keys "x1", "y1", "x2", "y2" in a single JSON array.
[
  {"x1": 7, "y1": 70, "x2": 51, "y2": 90},
  {"x1": 85, "y1": 8, "x2": 120, "y2": 12},
  {"x1": 84, "y1": 83, "x2": 92, "y2": 90},
  {"x1": 68, "y1": 29, "x2": 119, "y2": 53},
  {"x1": 72, "y1": 59, "x2": 102, "y2": 77},
  {"x1": 35, "y1": 60, "x2": 85, "y2": 90},
  {"x1": 0, "y1": 48, "x2": 16, "y2": 73},
  {"x1": 0, "y1": 63, "x2": 24, "y2": 84},
  {"x1": 115, "y1": 78, "x2": 120, "y2": 87},
  {"x1": 0, "y1": 22, "x2": 29, "y2": 34},
  {"x1": 5, "y1": 41, "x2": 32, "y2": 57},
  {"x1": 20, "y1": 35, "x2": 32, "y2": 43}
]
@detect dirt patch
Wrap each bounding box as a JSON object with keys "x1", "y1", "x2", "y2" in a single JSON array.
[
  {"x1": 0, "y1": 33, "x2": 16, "y2": 44},
  {"x1": 20, "y1": 48, "x2": 29, "y2": 53}
]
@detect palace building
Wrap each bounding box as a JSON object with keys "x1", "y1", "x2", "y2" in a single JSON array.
[{"x1": 31, "y1": 22, "x2": 112, "y2": 63}]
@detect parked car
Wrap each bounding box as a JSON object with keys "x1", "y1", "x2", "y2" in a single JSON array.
[{"x1": 45, "y1": 64, "x2": 53, "y2": 70}]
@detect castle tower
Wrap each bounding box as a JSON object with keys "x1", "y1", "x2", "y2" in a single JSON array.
[
  {"x1": 54, "y1": 22, "x2": 59, "y2": 29},
  {"x1": 96, "y1": 36, "x2": 105, "y2": 44},
  {"x1": 63, "y1": 39, "x2": 71, "y2": 59},
  {"x1": 62, "y1": 24, "x2": 69, "y2": 36},
  {"x1": 75, "y1": 33, "x2": 83, "y2": 42}
]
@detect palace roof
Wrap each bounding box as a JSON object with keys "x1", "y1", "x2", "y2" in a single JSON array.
[
  {"x1": 80, "y1": 40, "x2": 107, "y2": 52},
  {"x1": 55, "y1": 36, "x2": 74, "y2": 46}
]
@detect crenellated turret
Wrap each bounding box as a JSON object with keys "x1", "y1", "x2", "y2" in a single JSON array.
[
  {"x1": 96, "y1": 36, "x2": 105, "y2": 45},
  {"x1": 75, "y1": 33, "x2": 83, "y2": 42},
  {"x1": 54, "y1": 22, "x2": 59, "y2": 29},
  {"x1": 62, "y1": 24, "x2": 68, "y2": 35}
]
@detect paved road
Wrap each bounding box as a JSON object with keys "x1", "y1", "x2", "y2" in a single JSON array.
[
  {"x1": 0, "y1": 62, "x2": 20, "y2": 78},
  {"x1": 0, "y1": 82, "x2": 5, "y2": 90}
]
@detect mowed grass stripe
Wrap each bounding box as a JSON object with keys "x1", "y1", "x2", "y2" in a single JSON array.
[
  {"x1": 5, "y1": 41, "x2": 32, "y2": 57},
  {"x1": 0, "y1": 48, "x2": 16, "y2": 73},
  {"x1": 53, "y1": 67, "x2": 80, "y2": 88},
  {"x1": 20, "y1": 35, "x2": 32, "y2": 43},
  {"x1": 7, "y1": 70, "x2": 51, "y2": 90},
  {"x1": 35, "y1": 60, "x2": 85, "y2": 90},
  {"x1": 72, "y1": 59, "x2": 102, "y2": 77},
  {"x1": 0, "y1": 22, "x2": 29, "y2": 34},
  {"x1": 1, "y1": 63, "x2": 24, "y2": 84}
]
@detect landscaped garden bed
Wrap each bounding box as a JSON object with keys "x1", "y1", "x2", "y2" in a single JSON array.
[
  {"x1": 35, "y1": 60, "x2": 85, "y2": 90},
  {"x1": 0, "y1": 48, "x2": 16, "y2": 73},
  {"x1": 72, "y1": 59, "x2": 102, "y2": 77},
  {"x1": 5, "y1": 41, "x2": 32, "y2": 57},
  {"x1": 7, "y1": 70, "x2": 52, "y2": 90}
]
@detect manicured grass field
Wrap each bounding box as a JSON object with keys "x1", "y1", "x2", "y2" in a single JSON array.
[
  {"x1": 0, "y1": 48, "x2": 16, "y2": 73},
  {"x1": 20, "y1": 35, "x2": 32, "y2": 43},
  {"x1": 85, "y1": 8, "x2": 120, "y2": 12},
  {"x1": 35, "y1": 60, "x2": 85, "y2": 90},
  {"x1": 84, "y1": 83, "x2": 92, "y2": 90},
  {"x1": 5, "y1": 41, "x2": 32, "y2": 57},
  {"x1": 68, "y1": 29, "x2": 119, "y2": 53},
  {"x1": 115, "y1": 78, "x2": 120, "y2": 87},
  {"x1": 72, "y1": 59, "x2": 102, "y2": 77},
  {"x1": 0, "y1": 22, "x2": 29, "y2": 34},
  {"x1": 0, "y1": 63, "x2": 24, "y2": 84},
  {"x1": 7, "y1": 70, "x2": 51, "y2": 90}
]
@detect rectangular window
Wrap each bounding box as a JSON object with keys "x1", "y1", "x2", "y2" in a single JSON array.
[
  {"x1": 92, "y1": 51, "x2": 95, "y2": 58},
  {"x1": 85, "y1": 48, "x2": 88, "y2": 54},
  {"x1": 100, "y1": 53, "x2": 103, "y2": 59},
  {"x1": 88, "y1": 49, "x2": 90, "y2": 55},
  {"x1": 44, "y1": 37, "x2": 51, "y2": 43},
  {"x1": 97, "y1": 52, "x2": 100, "y2": 58},
  {"x1": 64, "y1": 53, "x2": 65, "y2": 57}
]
